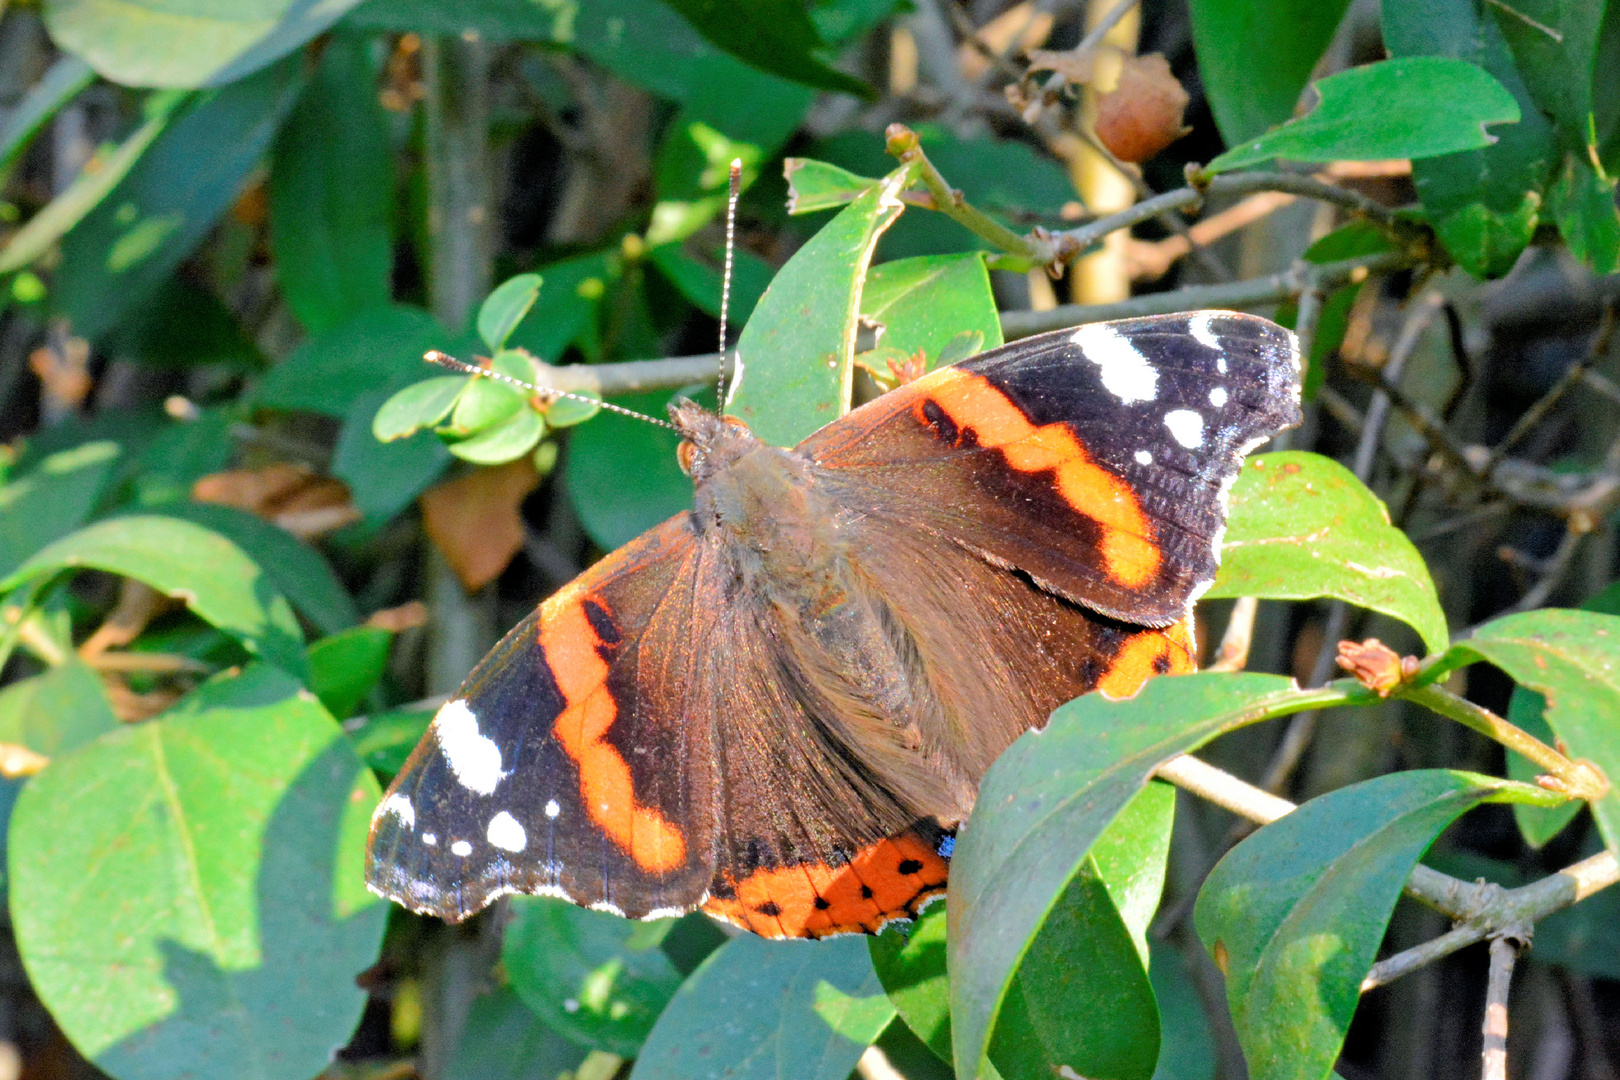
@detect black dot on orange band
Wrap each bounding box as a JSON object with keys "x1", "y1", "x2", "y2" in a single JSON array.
[
  {"x1": 898, "y1": 859, "x2": 923, "y2": 875},
  {"x1": 860, "y1": 885, "x2": 874, "y2": 899},
  {"x1": 756, "y1": 901, "x2": 782, "y2": 917},
  {"x1": 1153, "y1": 653, "x2": 1172, "y2": 674},
  {"x1": 813, "y1": 896, "x2": 831, "y2": 910}
]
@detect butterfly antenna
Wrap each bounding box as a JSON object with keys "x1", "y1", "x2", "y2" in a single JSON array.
[
  {"x1": 424, "y1": 351, "x2": 678, "y2": 431},
  {"x1": 716, "y1": 157, "x2": 742, "y2": 414}
]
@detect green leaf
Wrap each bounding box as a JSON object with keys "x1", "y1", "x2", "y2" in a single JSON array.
[
  {"x1": 871, "y1": 904, "x2": 952, "y2": 1062},
  {"x1": 0, "y1": 55, "x2": 95, "y2": 186},
  {"x1": 652, "y1": 0, "x2": 873, "y2": 100},
  {"x1": 785, "y1": 157, "x2": 881, "y2": 214},
  {"x1": 541, "y1": 388, "x2": 601, "y2": 429},
  {"x1": 0, "y1": 89, "x2": 187, "y2": 275},
  {"x1": 150, "y1": 503, "x2": 359, "y2": 637},
  {"x1": 9, "y1": 664, "x2": 386, "y2": 1080},
  {"x1": 1204, "y1": 57, "x2": 1520, "y2": 174},
  {"x1": 1549, "y1": 153, "x2": 1620, "y2": 274},
  {"x1": 44, "y1": 0, "x2": 369, "y2": 88},
  {"x1": 1209, "y1": 452, "x2": 1449, "y2": 654},
  {"x1": 269, "y1": 33, "x2": 394, "y2": 335},
  {"x1": 334, "y1": 388, "x2": 451, "y2": 523},
  {"x1": 1194, "y1": 770, "x2": 1557, "y2": 1080},
  {"x1": 1384, "y1": 1, "x2": 1559, "y2": 279},
  {"x1": 504, "y1": 897, "x2": 684, "y2": 1057},
  {"x1": 948, "y1": 673, "x2": 1344, "y2": 1080},
  {"x1": 0, "y1": 658, "x2": 118, "y2": 757},
  {"x1": 1435, "y1": 609, "x2": 1620, "y2": 855},
  {"x1": 54, "y1": 60, "x2": 305, "y2": 340},
  {"x1": 0, "y1": 440, "x2": 119, "y2": 580},
  {"x1": 344, "y1": 706, "x2": 431, "y2": 777},
  {"x1": 727, "y1": 167, "x2": 908, "y2": 446},
  {"x1": 647, "y1": 242, "x2": 771, "y2": 328},
  {"x1": 307, "y1": 626, "x2": 391, "y2": 719},
  {"x1": 1507, "y1": 583, "x2": 1620, "y2": 846},
  {"x1": 631, "y1": 936, "x2": 893, "y2": 1080},
  {"x1": 1148, "y1": 941, "x2": 1216, "y2": 1080},
  {"x1": 2, "y1": 515, "x2": 307, "y2": 679},
  {"x1": 374, "y1": 377, "x2": 467, "y2": 442},
  {"x1": 254, "y1": 304, "x2": 449, "y2": 418},
  {"x1": 507, "y1": 252, "x2": 613, "y2": 363},
  {"x1": 446, "y1": 406, "x2": 545, "y2": 465},
  {"x1": 446, "y1": 985, "x2": 589, "y2": 1080},
  {"x1": 567, "y1": 390, "x2": 696, "y2": 551},
  {"x1": 1188, "y1": 0, "x2": 1354, "y2": 145},
  {"x1": 1487, "y1": 0, "x2": 1620, "y2": 152},
  {"x1": 104, "y1": 277, "x2": 265, "y2": 370},
  {"x1": 859, "y1": 253, "x2": 1003, "y2": 372},
  {"x1": 478, "y1": 273, "x2": 543, "y2": 352}
]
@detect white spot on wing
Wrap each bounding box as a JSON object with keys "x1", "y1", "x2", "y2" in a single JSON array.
[
  {"x1": 1164, "y1": 409, "x2": 1205, "y2": 448},
  {"x1": 432, "y1": 699, "x2": 504, "y2": 795},
  {"x1": 1209, "y1": 387, "x2": 1228, "y2": 407},
  {"x1": 1189, "y1": 312, "x2": 1221, "y2": 351},
  {"x1": 379, "y1": 792, "x2": 415, "y2": 829},
  {"x1": 451, "y1": 839, "x2": 473, "y2": 857},
  {"x1": 1134, "y1": 449, "x2": 1153, "y2": 465},
  {"x1": 545, "y1": 798, "x2": 561, "y2": 819},
  {"x1": 589, "y1": 899, "x2": 627, "y2": 917},
  {"x1": 487, "y1": 811, "x2": 527, "y2": 852},
  {"x1": 422, "y1": 833, "x2": 437, "y2": 846},
  {"x1": 1071, "y1": 323, "x2": 1158, "y2": 403}
]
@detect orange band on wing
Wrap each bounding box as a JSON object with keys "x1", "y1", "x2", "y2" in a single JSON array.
[
  {"x1": 539, "y1": 588, "x2": 686, "y2": 874},
  {"x1": 702, "y1": 832, "x2": 949, "y2": 938},
  {"x1": 1097, "y1": 616, "x2": 1197, "y2": 699},
  {"x1": 917, "y1": 368, "x2": 1161, "y2": 588}
]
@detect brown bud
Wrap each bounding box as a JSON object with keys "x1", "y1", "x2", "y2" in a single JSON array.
[
  {"x1": 1336, "y1": 638, "x2": 1415, "y2": 697},
  {"x1": 1094, "y1": 53, "x2": 1191, "y2": 164}
]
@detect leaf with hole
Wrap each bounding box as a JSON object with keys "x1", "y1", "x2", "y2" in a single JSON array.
[
  {"x1": 8, "y1": 664, "x2": 386, "y2": 1080},
  {"x1": 1208, "y1": 452, "x2": 1448, "y2": 654},
  {"x1": 1194, "y1": 770, "x2": 1561, "y2": 1080},
  {"x1": 1204, "y1": 57, "x2": 1519, "y2": 174},
  {"x1": 2, "y1": 515, "x2": 306, "y2": 679},
  {"x1": 859, "y1": 253, "x2": 1003, "y2": 374},
  {"x1": 784, "y1": 158, "x2": 881, "y2": 214}
]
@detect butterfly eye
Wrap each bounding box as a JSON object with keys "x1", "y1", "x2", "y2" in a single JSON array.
[
  {"x1": 676, "y1": 440, "x2": 697, "y2": 476},
  {"x1": 721, "y1": 415, "x2": 749, "y2": 432}
]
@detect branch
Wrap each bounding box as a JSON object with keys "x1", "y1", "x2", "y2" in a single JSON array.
[{"x1": 1481, "y1": 936, "x2": 1520, "y2": 1080}]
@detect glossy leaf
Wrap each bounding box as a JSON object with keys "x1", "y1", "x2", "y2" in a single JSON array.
[
  {"x1": 0, "y1": 440, "x2": 120, "y2": 580},
  {"x1": 566, "y1": 389, "x2": 699, "y2": 557},
  {"x1": 447, "y1": 406, "x2": 545, "y2": 465},
  {"x1": 1194, "y1": 770, "x2": 1560, "y2": 1080},
  {"x1": 1506, "y1": 583, "x2": 1620, "y2": 846},
  {"x1": 54, "y1": 60, "x2": 305, "y2": 340},
  {"x1": 447, "y1": 984, "x2": 589, "y2": 1080},
  {"x1": 784, "y1": 157, "x2": 880, "y2": 214},
  {"x1": 540, "y1": 388, "x2": 601, "y2": 429},
  {"x1": 1384, "y1": 1, "x2": 1559, "y2": 279},
  {"x1": 9, "y1": 665, "x2": 386, "y2": 1080},
  {"x1": 871, "y1": 904, "x2": 951, "y2": 1061},
  {"x1": 307, "y1": 626, "x2": 391, "y2": 719},
  {"x1": 1434, "y1": 609, "x2": 1620, "y2": 854},
  {"x1": 373, "y1": 377, "x2": 467, "y2": 442},
  {"x1": 254, "y1": 304, "x2": 449, "y2": 418},
  {"x1": 1209, "y1": 452, "x2": 1449, "y2": 654},
  {"x1": 1487, "y1": 0, "x2": 1620, "y2": 151},
  {"x1": 2, "y1": 515, "x2": 306, "y2": 678},
  {"x1": 653, "y1": 0, "x2": 872, "y2": 99},
  {"x1": 268, "y1": 33, "x2": 393, "y2": 335},
  {"x1": 44, "y1": 0, "x2": 368, "y2": 88},
  {"x1": 949, "y1": 673, "x2": 1343, "y2": 1080},
  {"x1": 859, "y1": 253, "x2": 1003, "y2": 372},
  {"x1": 1188, "y1": 0, "x2": 1353, "y2": 144},
  {"x1": 333, "y1": 389, "x2": 451, "y2": 524},
  {"x1": 504, "y1": 897, "x2": 684, "y2": 1056},
  {"x1": 0, "y1": 55, "x2": 95, "y2": 185},
  {"x1": 1204, "y1": 57, "x2": 1519, "y2": 174},
  {"x1": 631, "y1": 935, "x2": 894, "y2": 1080},
  {"x1": 0, "y1": 90, "x2": 186, "y2": 275},
  {"x1": 727, "y1": 167, "x2": 908, "y2": 446},
  {"x1": 478, "y1": 273, "x2": 543, "y2": 352}
]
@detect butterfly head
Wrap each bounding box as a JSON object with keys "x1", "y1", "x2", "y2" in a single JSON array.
[{"x1": 670, "y1": 396, "x2": 755, "y2": 480}]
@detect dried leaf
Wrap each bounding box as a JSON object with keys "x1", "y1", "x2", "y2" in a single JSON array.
[
  {"x1": 419, "y1": 458, "x2": 541, "y2": 592},
  {"x1": 28, "y1": 329, "x2": 91, "y2": 413},
  {"x1": 366, "y1": 601, "x2": 429, "y2": 633},
  {"x1": 1026, "y1": 46, "x2": 1095, "y2": 84},
  {"x1": 192, "y1": 463, "x2": 360, "y2": 538},
  {"x1": 1094, "y1": 53, "x2": 1190, "y2": 164}
]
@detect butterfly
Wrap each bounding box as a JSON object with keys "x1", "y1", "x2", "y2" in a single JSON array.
[{"x1": 365, "y1": 311, "x2": 1301, "y2": 938}]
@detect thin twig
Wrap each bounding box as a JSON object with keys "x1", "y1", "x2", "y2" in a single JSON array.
[
  {"x1": 1157, "y1": 754, "x2": 1295, "y2": 822},
  {"x1": 1485, "y1": 306, "x2": 1618, "y2": 477},
  {"x1": 1481, "y1": 936, "x2": 1520, "y2": 1080},
  {"x1": 1208, "y1": 596, "x2": 1258, "y2": 672},
  {"x1": 1507, "y1": 525, "x2": 1586, "y2": 613}
]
